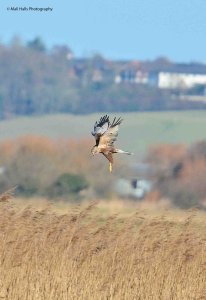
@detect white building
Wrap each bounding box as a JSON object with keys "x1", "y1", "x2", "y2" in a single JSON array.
[
  {"x1": 114, "y1": 70, "x2": 148, "y2": 84},
  {"x1": 149, "y1": 72, "x2": 206, "y2": 89}
]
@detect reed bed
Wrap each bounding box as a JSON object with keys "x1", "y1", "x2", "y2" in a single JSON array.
[{"x1": 0, "y1": 197, "x2": 205, "y2": 299}]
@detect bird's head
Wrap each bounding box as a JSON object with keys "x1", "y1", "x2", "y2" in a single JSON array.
[{"x1": 91, "y1": 146, "x2": 99, "y2": 155}]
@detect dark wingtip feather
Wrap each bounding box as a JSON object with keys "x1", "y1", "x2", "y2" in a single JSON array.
[
  {"x1": 92, "y1": 115, "x2": 111, "y2": 135},
  {"x1": 110, "y1": 116, "x2": 123, "y2": 127},
  {"x1": 96, "y1": 115, "x2": 110, "y2": 127}
]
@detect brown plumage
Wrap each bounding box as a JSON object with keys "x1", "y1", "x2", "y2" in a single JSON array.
[{"x1": 91, "y1": 115, "x2": 132, "y2": 172}]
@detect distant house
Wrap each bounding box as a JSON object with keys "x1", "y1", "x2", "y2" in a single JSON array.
[
  {"x1": 115, "y1": 178, "x2": 152, "y2": 200},
  {"x1": 114, "y1": 163, "x2": 154, "y2": 200},
  {"x1": 92, "y1": 69, "x2": 103, "y2": 82},
  {"x1": 114, "y1": 70, "x2": 148, "y2": 84},
  {"x1": 148, "y1": 72, "x2": 206, "y2": 89}
]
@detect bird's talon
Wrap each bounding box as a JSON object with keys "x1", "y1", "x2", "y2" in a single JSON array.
[{"x1": 109, "y1": 163, "x2": 112, "y2": 173}]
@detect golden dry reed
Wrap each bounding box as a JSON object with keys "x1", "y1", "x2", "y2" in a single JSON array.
[{"x1": 0, "y1": 198, "x2": 205, "y2": 299}]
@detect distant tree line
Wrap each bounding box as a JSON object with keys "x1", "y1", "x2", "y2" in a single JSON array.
[
  {"x1": 0, "y1": 136, "x2": 115, "y2": 199},
  {"x1": 146, "y1": 141, "x2": 206, "y2": 209},
  {"x1": 1, "y1": 134, "x2": 206, "y2": 208},
  {"x1": 0, "y1": 36, "x2": 206, "y2": 119}
]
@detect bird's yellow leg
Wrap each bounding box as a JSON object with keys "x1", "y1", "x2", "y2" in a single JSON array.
[{"x1": 109, "y1": 162, "x2": 113, "y2": 173}]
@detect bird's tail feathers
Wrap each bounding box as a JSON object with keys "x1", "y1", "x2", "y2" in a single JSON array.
[{"x1": 116, "y1": 149, "x2": 134, "y2": 155}]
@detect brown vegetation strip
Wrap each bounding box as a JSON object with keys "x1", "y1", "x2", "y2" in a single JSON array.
[{"x1": 0, "y1": 201, "x2": 205, "y2": 299}]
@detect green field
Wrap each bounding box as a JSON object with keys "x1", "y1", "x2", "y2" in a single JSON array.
[{"x1": 0, "y1": 111, "x2": 206, "y2": 155}]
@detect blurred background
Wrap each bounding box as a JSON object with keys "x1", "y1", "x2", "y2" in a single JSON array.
[{"x1": 1, "y1": 0, "x2": 206, "y2": 209}]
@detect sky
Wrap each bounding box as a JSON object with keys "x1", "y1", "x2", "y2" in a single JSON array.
[{"x1": 0, "y1": 0, "x2": 206, "y2": 62}]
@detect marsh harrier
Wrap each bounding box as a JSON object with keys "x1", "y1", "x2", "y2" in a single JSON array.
[{"x1": 91, "y1": 115, "x2": 132, "y2": 172}]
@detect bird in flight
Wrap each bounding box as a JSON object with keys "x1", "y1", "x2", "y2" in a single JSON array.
[{"x1": 91, "y1": 115, "x2": 132, "y2": 172}]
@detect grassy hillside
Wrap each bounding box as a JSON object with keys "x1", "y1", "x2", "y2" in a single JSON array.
[{"x1": 0, "y1": 110, "x2": 206, "y2": 155}]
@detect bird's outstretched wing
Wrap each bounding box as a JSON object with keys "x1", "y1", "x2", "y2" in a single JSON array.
[
  {"x1": 98, "y1": 117, "x2": 123, "y2": 148},
  {"x1": 91, "y1": 115, "x2": 110, "y2": 145},
  {"x1": 91, "y1": 115, "x2": 110, "y2": 136}
]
